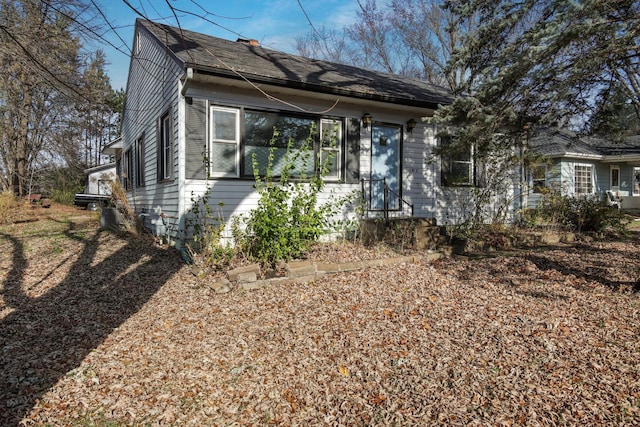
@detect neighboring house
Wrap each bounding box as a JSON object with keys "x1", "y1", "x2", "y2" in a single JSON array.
[
  {"x1": 85, "y1": 163, "x2": 116, "y2": 195},
  {"x1": 112, "y1": 19, "x2": 467, "y2": 247},
  {"x1": 525, "y1": 128, "x2": 640, "y2": 209},
  {"x1": 73, "y1": 162, "x2": 116, "y2": 209}
]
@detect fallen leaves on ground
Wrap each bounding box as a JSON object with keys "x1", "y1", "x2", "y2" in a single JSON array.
[{"x1": 1, "y1": 209, "x2": 640, "y2": 426}]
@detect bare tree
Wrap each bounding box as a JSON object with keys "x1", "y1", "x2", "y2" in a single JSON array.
[
  {"x1": 0, "y1": 0, "x2": 121, "y2": 196},
  {"x1": 293, "y1": 0, "x2": 471, "y2": 90}
]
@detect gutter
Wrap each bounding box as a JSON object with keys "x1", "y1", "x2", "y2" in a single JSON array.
[
  {"x1": 182, "y1": 62, "x2": 451, "y2": 110},
  {"x1": 180, "y1": 67, "x2": 194, "y2": 96}
]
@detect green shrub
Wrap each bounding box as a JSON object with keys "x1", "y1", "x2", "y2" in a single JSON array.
[
  {"x1": 235, "y1": 124, "x2": 344, "y2": 267},
  {"x1": 52, "y1": 187, "x2": 81, "y2": 205}
]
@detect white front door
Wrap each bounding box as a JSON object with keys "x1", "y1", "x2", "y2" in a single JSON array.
[{"x1": 370, "y1": 124, "x2": 401, "y2": 210}]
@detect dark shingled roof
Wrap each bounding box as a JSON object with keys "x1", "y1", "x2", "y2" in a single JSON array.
[
  {"x1": 585, "y1": 135, "x2": 640, "y2": 156},
  {"x1": 137, "y1": 19, "x2": 453, "y2": 109},
  {"x1": 530, "y1": 128, "x2": 640, "y2": 158},
  {"x1": 529, "y1": 128, "x2": 602, "y2": 157}
]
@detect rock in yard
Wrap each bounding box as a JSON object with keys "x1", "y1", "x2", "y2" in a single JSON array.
[{"x1": 208, "y1": 277, "x2": 234, "y2": 294}]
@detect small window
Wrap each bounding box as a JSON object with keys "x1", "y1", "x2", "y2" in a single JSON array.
[
  {"x1": 634, "y1": 167, "x2": 640, "y2": 196},
  {"x1": 441, "y1": 136, "x2": 473, "y2": 186},
  {"x1": 531, "y1": 165, "x2": 546, "y2": 193},
  {"x1": 159, "y1": 112, "x2": 173, "y2": 181},
  {"x1": 136, "y1": 134, "x2": 145, "y2": 187},
  {"x1": 210, "y1": 107, "x2": 239, "y2": 177},
  {"x1": 574, "y1": 164, "x2": 593, "y2": 195}
]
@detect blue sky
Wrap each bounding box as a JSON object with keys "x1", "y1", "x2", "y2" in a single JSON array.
[{"x1": 92, "y1": 0, "x2": 360, "y2": 90}]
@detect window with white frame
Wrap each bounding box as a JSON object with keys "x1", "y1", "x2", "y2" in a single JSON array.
[
  {"x1": 441, "y1": 136, "x2": 474, "y2": 186},
  {"x1": 320, "y1": 118, "x2": 342, "y2": 180},
  {"x1": 210, "y1": 106, "x2": 240, "y2": 177},
  {"x1": 634, "y1": 167, "x2": 640, "y2": 196},
  {"x1": 574, "y1": 164, "x2": 593, "y2": 195},
  {"x1": 159, "y1": 111, "x2": 173, "y2": 181},
  {"x1": 531, "y1": 164, "x2": 546, "y2": 193},
  {"x1": 134, "y1": 31, "x2": 142, "y2": 55}
]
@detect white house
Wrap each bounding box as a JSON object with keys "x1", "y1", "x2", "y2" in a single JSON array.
[
  {"x1": 115, "y1": 19, "x2": 517, "y2": 247},
  {"x1": 526, "y1": 129, "x2": 640, "y2": 210}
]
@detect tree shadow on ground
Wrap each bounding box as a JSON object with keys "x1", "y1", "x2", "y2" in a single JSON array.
[
  {"x1": 524, "y1": 246, "x2": 640, "y2": 292},
  {"x1": 0, "y1": 220, "x2": 183, "y2": 426}
]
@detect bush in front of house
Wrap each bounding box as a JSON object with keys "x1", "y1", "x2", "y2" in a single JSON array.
[
  {"x1": 532, "y1": 189, "x2": 626, "y2": 235},
  {"x1": 235, "y1": 125, "x2": 344, "y2": 267}
]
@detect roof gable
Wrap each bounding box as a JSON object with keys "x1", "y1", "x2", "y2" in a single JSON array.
[{"x1": 136, "y1": 19, "x2": 452, "y2": 109}]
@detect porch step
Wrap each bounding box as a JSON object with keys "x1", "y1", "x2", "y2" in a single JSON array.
[{"x1": 360, "y1": 217, "x2": 450, "y2": 254}]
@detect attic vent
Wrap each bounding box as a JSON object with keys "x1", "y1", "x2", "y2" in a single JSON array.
[{"x1": 237, "y1": 38, "x2": 259, "y2": 47}]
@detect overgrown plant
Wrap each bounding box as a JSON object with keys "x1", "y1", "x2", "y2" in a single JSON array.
[
  {"x1": 530, "y1": 189, "x2": 626, "y2": 235},
  {"x1": 109, "y1": 179, "x2": 136, "y2": 221},
  {"x1": 437, "y1": 138, "x2": 522, "y2": 240},
  {"x1": 185, "y1": 188, "x2": 234, "y2": 270},
  {"x1": 0, "y1": 190, "x2": 20, "y2": 225},
  {"x1": 235, "y1": 123, "x2": 345, "y2": 267}
]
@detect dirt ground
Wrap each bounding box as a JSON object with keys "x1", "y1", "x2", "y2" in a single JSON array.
[{"x1": 1, "y1": 206, "x2": 639, "y2": 426}]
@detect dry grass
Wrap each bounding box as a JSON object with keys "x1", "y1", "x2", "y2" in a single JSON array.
[{"x1": 1, "y1": 206, "x2": 639, "y2": 426}]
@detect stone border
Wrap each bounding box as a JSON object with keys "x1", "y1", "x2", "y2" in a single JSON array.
[{"x1": 208, "y1": 252, "x2": 443, "y2": 294}]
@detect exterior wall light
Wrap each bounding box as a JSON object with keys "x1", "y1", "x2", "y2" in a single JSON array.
[
  {"x1": 406, "y1": 118, "x2": 417, "y2": 134},
  {"x1": 362, "y1": 113, "x2": 372, "y2": 129}
]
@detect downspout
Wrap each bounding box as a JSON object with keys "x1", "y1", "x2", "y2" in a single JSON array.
[
  {"x1": 181, "y1": 67, "x2": 194, "y2": 96},
  {"x1": 177, "y1": 67, "x2": 194, "y2": 249},
  {"x1": 520, "y1": 129, "x2": 529, "y2": 218}
]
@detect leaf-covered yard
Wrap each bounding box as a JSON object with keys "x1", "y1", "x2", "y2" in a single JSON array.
[{"x1": 1, "y1": 208, "x2": 640, "y2": 426}]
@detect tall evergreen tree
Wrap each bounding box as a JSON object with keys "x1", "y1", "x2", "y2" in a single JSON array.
[
  {"x1": 433, "y1": 0, "x2": 640, "y2": 150},
  {"x1": 587, "y1": 83, "x2": 640, "y2": 139}
]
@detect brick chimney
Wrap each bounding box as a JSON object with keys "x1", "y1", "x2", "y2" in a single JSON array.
[{"x1": 237, "y1": 38, "x2": 259, "y2": 47}]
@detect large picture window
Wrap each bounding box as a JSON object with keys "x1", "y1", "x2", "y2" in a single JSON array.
[
  {"x1": 203, "y1": 105, "x2": 345, "y2": 180},
  {"x1": 574, "y1": 164, "x2": 593, "y2": 195},
  {"x1": 244, "y1": 111, "x2": 315, "y2": 177}
]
